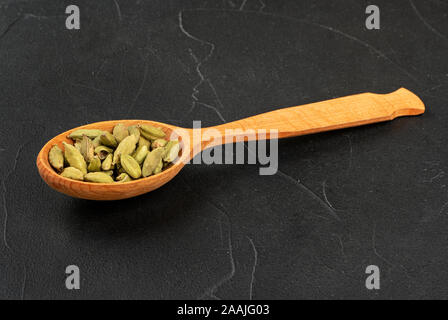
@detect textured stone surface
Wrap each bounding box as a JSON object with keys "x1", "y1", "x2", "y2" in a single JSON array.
[{"x1": 0, "y1": 0, "x2": 447, "y2": 299}]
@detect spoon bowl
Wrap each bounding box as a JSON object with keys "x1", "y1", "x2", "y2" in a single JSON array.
[
  {"x1": 36, "y1": 88, "x2": 425, "y2": 200},
  {"x1": 36, "y1": 120, "x2": 189, "y2": 200}
]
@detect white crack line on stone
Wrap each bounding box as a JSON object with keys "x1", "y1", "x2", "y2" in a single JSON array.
[
  {"x1": 198, "y1": 202, "x2": 235, "y2": 300},
  {"x1": 247, "y1": 236, "x2": 258, "y2": 300},
  {"x1": 178, "y1": 11, "x2": 225, "y2": 121},
  {"x1": 185, "y1": 7, "x2": 419, "y2": 83},
  {"x1": 2, "y1": 142, "x2": 27, "y2": 250}
]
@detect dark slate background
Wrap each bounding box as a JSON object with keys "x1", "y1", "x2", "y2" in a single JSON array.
[{"x1": 0, "y1": 0, "x2": 447, "y2": 299}]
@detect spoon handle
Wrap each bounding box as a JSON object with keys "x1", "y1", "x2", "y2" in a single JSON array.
[{"x1": 205, "y1": 88, "x2": 424, "y2": 146}]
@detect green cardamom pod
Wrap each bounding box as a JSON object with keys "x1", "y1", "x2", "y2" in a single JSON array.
[
  {"x1": 55, "y1": 123, "x2": 176, "y2": 182},
  {"x1": 116, "y1": 173, "x2": 132, "y2": 182},
  {"x1": 101, "y1": 153, "x2": 113, "y2": 171},
  {"x1": 142, "y1": 147, "x2": 164, "y2": 177},
  {"x1": 100, "y1": 131, "x2": 118, "y2": 148},
  {"x1": 121, "y1": 154, "x2": 142, "y2": 179},
  {"x1": 84, "y1": 172, "x2": 114, "y2": 183},
  {"x1": 60, "y1": 167, "x2": 84, "y2": 181},
  {"x1": 139, "y1": 124, "x2": 166, "y2": 138},
  {"x1": 112, "y1": 134, "x2": 137, "y2": 165},
  {"x1": 138, "y1": 136, "x2": 150, "y2": 149},
  {"x1": 153, "y1": 159, "x2": 163, "y2": 174},
  {"x1": 132, "y1": 145, "x2": 149, "y2": 165},
  {"x1": 140, "y1": 129, "x2": 160, "y2": 141},
  {"x1": 113, "y1": 123, "x2": 129, "y2": 143},
  {"x1": 131, "y1": 137, "x2": 150, "y2": 158},
  {"x1": 94, "y1": 145, "x2": 113, "y2": 160},
  {"x1": 80, "y1": 135, "x2": 95, "y2": 163},
  {"x1": 74, "y1": 140, "x2": 82, "y2": 151},
  {"x1": 68, "y1": 129, "x2": 104, "y2": 140},
  {"x1": 128, "y1": 125, "x2": 141, "y2": 141},
  {"x1": 163, "y1": 140, "x2": 180, "y2": 163},
  {"x1": 151, "y1": 138, "x2": 168, "y2": 149},
  {"x1": 92, "y1": 135, "x2": 102, "y2": 148},
  {"x1": 49, "y1": 145, "x2": 64, "y2": 172},
  {"x1": 102, "y1": 170, "x2": 114, "y2": 176},
  {"x1": 63, "y1": 142, "x2": 87, "y2": 174},
  {"x1": 87, "y1": 156, "x2": 101, "y2": 172}
]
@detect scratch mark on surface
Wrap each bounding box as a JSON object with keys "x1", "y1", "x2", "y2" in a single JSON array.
[
  {"x1": 247, "y1": 236, "x2": 258, "y2": 300},
  {"x1": 276, "y1": 170, "x2": 341, "y2": 221},
  {"x1": 429, "y1": 171, "x2": 445, "y2": 183},
  {"x1": 125, "y1": 56, "x2": 149, "y2": 117},
  {"x1": 333, "y1": 234, "x2": 346, "y2": 258},
  {"x1": 258, "y1": 0, "x2": 266, "y2": 12},
  {"x1": 239, "y1": 132, "x2": 331, "y2": 222},
  {"x1": 1, "y1": 180, "x2": 9, "y2": 250},
  {"x1": 218, "y1": 217, "x2": 224, "y2": 247},
  {"x1": 176, "y1": 177, "x2": 232, "y2": 300},
  {"x1": 187, "y1": 49, "x2": 225, "y2": 110},
  {"x1": 21, "y1": 264, "x2": 27, "y2": 300},
  {"x1": 317, "y1": 257, "x2": 338, "y2": 273},
  {"x1": 113, "y1": 0, "x2": 122, "y2": 22},
  {"x1": 0, "y1": 16, "x2": 21, "y2": 41},
  {"x1": 70, "y1": 82, "x2": 108, "y2": 93},
  {"x1": 93, "y1": 58, "x2": 108, "y2": 78},
  {"x1": 300, "y1": 22, "x2": 419, "y2": 83},
  {"x1": 422, "y1": 84, "x2": 443, "y2": 93},
  {"x1": 179, "y1": 12, "x2": 215, "y2": 100},
  {"x1": 187, "y1": 49, "x2": 203, "y2": 102},
  {"x1": 2, "y1": 142, "x2": 27, "y2": 250},
  {"x1": 185, "y1": 8, "x2": 419, "y2": 83},
  {"x1": 239, "y1": 0, "x2": 248, "y2": 11},
  {"x1": 198, "y1": 201, "x2": 236, "y2": 300},
  {"x1": 23, "y1": 14, "x2": 64, "y2": 20},
  {"x1": 176, "y1": 58, "x2": 190, "y2": 74},
  {"x1": 322, "y1": 180, "x2": 337, "y2": 211},
  {"x1": 372, "y1": 222, "x2": 393, "y2": 267},
  {"x1": 179, "y1": 11, "x2": 225, "y2": 118},
  {"x1": 409, "y1": 0, "x2": 448, "y2": 42},
  {"x1": 206, "y1": 79, "x2": 225, "y2": 109},
  {"x1": 439, "y1": 200, "x2": 448, "y2": 215}
]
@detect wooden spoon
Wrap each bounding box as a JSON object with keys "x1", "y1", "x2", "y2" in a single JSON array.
[{"x1": 36, "y1": 88, "x2": 424, "y2": 200}]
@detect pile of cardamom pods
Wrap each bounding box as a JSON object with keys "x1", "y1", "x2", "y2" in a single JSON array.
[{"x1": 48, "y1": 123, "x2": 180, "y2": 183}]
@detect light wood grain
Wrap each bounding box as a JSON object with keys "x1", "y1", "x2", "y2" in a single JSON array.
[
  {"x1": 36, "y1": 88, "x2": 424, "y2": 200},
  {"x1": 203, "y1": 88, "x2": 425, "y2": 148}
]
